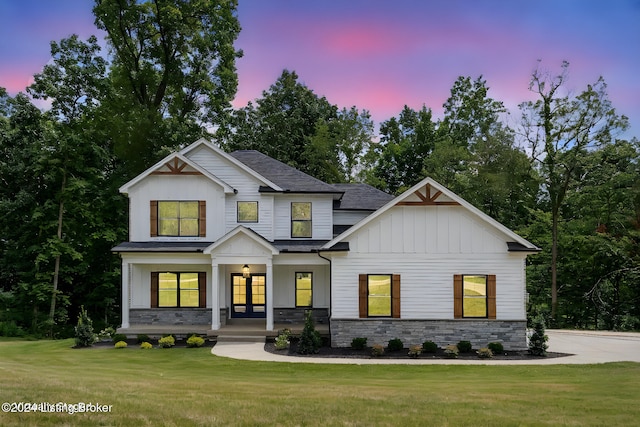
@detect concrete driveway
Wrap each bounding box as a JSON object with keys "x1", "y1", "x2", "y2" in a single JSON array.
[{"x1": 211, "y1": 329, "x2": 640, "y2": 365}]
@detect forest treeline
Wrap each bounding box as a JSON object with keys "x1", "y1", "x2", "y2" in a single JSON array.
[{"x1": 1, "y1": 0, "x2": 638, "y2": 337}]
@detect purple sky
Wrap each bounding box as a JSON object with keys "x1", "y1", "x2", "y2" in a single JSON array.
[{"x1": 1, "y1": 0, "x2": 639, "y2": 137}]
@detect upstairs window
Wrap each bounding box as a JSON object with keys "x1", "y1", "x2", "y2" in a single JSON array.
[
  {"x1": 150, "y1": 200, "x2": 206, "y2": 237},
  {"x1": 291, "y1": 202, "x2": 312, "y2": 238},
  {"x1": 237, "y1": 201, "x2": 258, "y2": 223}
]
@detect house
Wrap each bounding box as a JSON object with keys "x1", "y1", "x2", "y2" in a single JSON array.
[{"x1": 112, "y1": 138, "x2": 540, "y2": 349}]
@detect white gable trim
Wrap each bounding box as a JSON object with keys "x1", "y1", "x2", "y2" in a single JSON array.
[
  {"x1": 203, "y1": 226, "x2": 280, "y2": 255},
  {"x1": 119, "y1": 152, "x2": 235, "y2": 194},
  {"x1": 323, "y1": 177, "x2": 539, "y2": 251},
  {"x1": 181, "y1": 138, "x2": 284, "y2": 191}
]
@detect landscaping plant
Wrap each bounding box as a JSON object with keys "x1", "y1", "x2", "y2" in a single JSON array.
[
  {"x1": 74, "y1": 306, "x2": 97, "y2": 348},
  {"x1": 297, "y1": 311, "x2": 322, "y2": 354}
]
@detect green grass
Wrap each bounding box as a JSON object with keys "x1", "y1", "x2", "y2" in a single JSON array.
[{"x1": 1, "y1": 339, "x2": 639, "y2": 426}]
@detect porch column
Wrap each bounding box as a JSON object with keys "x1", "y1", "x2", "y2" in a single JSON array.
[
  {"x1": 266, "y1": 258, "x2": 274, "y2": 331},
  {"x1": 121, "y1": 260, "x2": 130, "y2": 329},
  {"x1": 211, "y1": 260, "x2": 220, "y2": 330}
]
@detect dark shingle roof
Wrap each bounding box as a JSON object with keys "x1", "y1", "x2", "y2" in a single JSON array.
[
  {"x1": 111, "y1": 242, "x2": 214, "y2": 252},
  {"x1": 332, "y1": 183, "x2": 394, "y2": 211},
  {"x1": 229, "y1": 150, "x2": 342, "y2": 194}
]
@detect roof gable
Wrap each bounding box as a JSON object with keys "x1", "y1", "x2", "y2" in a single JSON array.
[
  {"x1": 181, "y1": 139, "x2": 283, "y2": 191},
  {"x1": 203, "y1": 226, "x2": 279, "y2": 256},
  {"x1": 119, "y1": 152, "x2": 235, "y2": 194},
  {"x1": 323, "y1": 177, "x2": 540, "y2": 252}
]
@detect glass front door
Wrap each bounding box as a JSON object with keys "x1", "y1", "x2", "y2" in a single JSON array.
[{"x1": 231, "y1": 273, "x2": 266, "y2": 318}]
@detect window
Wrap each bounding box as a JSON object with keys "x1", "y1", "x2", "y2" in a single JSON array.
[
  {"x1": 358, "y1": 274, "x2": 400, "y2": 318},
  {"x1": 291, "y1": 202, "x2": 312, "y2": 238},
  {"x1": 150, "y1": 200, "x2": 206, "y2": 237},
  {"x1": 151, "y1": 272, "x2": 205, "y2": 308},
  {"x1": 295, "y1": 272, "x2": 313, "y2": 307},
  {"x1": 237, "y1": 201, "x2": 258, "y2": 223},
  {"x1": 453, "y1": 274, "x2": 496, "y2": 319}
]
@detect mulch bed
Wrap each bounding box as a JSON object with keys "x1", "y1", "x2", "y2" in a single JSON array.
[
  {"x1": 88, "y1": 338, "x2": 216, "y2": 349},
  {"x1": 264, "y1": 340, "x2": 570, "y2": 360}
]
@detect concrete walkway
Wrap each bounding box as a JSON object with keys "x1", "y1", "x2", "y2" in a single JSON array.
[{"x1": 211, "y1": 329, "x2": 640, "y2": 365}]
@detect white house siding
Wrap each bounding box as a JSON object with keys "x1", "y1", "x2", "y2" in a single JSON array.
[
  {"x1": 329, "y1": 205, "x2": 527, "y2": 321},
  {"x1": 273, "y1": 195, "x2": 334, "y2": 240},
  {"x1": 272, "y1": 263, "x2": 330, "y2": 308},
  {"x1": 224, "y1": 193, "x2": 275, "y2": 240},
  {"x1": 333, "y1": 210, "x2": 371, "y2": 226},
  {"x1": 127, "y1": 175, "x2": 225, "y2": 241}
]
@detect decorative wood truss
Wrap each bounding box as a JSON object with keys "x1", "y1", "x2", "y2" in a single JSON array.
[
  {"x1": 396, "y1": 183, "x2": 460, "y2": 206},
  {"x1": 151, "y1": 158, "x2": 202, "y2": 175}
]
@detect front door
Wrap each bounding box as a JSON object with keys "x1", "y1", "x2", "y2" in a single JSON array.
[{"x1": 231, "y1": 273, "x2": 266, "y2": 318}]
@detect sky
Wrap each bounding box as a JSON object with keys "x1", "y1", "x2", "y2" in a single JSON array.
[{"x1": 1, "y1": 0, "x2": 639, "y2": 137}]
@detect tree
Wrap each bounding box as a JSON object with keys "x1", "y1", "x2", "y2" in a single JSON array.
[
  {"x1": 93, "y1": 0, "x2": 242, "y2": 174},
  {"x1": 224, "y1": 70, "x2": 338, "y2": 177},
  {"x1": 365, "y1": 105, "x2": 437, "y2": 194},
  {"x1": 519, "y1": 61, "x2": 629, "y2": 321}
]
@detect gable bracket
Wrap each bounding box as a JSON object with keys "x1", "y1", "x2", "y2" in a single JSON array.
[
  {"x1": 151, "y1": 158, "x2": 202, "y2": 175},
  {"x1": 396, "y1": 183, "x2": 460, "y2": 206}
]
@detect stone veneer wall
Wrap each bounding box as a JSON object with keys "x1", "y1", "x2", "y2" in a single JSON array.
[
  {"x1": 274, "y1": 308, "x2": 329, "y2": 325},
  {"x1": 129, "y1": 308, "x2": 228, "y2": 326},
  {"x1": 330, "y1": 319, "x2": 527, "y2": 350}
]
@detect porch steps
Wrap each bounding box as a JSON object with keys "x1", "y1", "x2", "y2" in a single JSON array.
[{"x1": 215, "y1": 335, "x2": 265, "y2": 343}]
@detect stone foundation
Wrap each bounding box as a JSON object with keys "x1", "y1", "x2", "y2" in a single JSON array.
[
  {"x1": 330, "y1": 319, "x2": 527, "y2": 350},
  {"x1": 274, "y1": 308, "x2": 329, "y2": 325},
  {"x1": 129, "y1": 308, "x2": 227, "y2": 326}
]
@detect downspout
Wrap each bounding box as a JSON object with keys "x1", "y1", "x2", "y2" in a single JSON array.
[{"x1": 316, "y1": 251, "x2": 332, "y2": 346}]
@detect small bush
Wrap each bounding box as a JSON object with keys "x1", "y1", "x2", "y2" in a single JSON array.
[
  {"x1": 0, "y1": 320, "x2": 26, "y2": 337},
  {"x1": 422, "y1": 340, "x2": 438, "y2": 353},
  {"x1": 457, "y1": 340, "x2": 473, "y2": 353},
  {"x1": 477, "y1": 347, "x2": 493, "y2": 359},
  {"x1": 444, "y1": 344, "x2": 459, "y2": 358},
  {"x1": 274, "y1": 334, "x2": 290, "y2": 350},
  {"x1": 408, "y1": 344, "x2": 422, "y2": 358},
  {"x1": 371, "y1": 344, "x2": 385, "y2": 357},
  {"x1": 297, "y1": 311, "x2": 322, "y2": 355},
  {"x1": 74, "y1": 306, "x2": 97, "y2": 348},
  {"x1": 278, "y1": 328, "x2": 292, "y2": 339},
  {"x1": 137, "y1": 334, "x2": 151, "y2": 344},
  {"x1": 158, "y1": 335, "x2": 175, "y2": 348},
  {"x1": 114, "y1": 340, "x2": 128, "y2": 349},
  {"x1": 97, "y1": 327, "x2": 115, "y2": 341},
  {"x1": 387, "y1": 338, "x2": 404, "y2": 352},
  {"x1": 488, "y1": 341, "x2": 504, "y2": 354},
  {"x1": 186, "y1": 335, "x2": 205, "y2": 348},
  {"x1": 112, "y1": 333, "x2": 127, "y2": 344},
  {"x1": 140, "y1": 342, "x2": 153, "y2": 349},
  {"x1": 528, "y1": 316, "x2": 548, "y2": 356},
  {"x1": 351, "y1": 337, "x2": 368, "y2": 350}
]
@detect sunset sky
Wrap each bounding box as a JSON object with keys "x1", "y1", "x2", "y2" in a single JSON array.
[{"x1": 1, "y1": 0, "x2": 639, "y2": 136}]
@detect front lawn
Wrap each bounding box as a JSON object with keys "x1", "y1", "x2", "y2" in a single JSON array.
[{"x1": 0, "y1": 338, "x2": 638, "y2": 426}]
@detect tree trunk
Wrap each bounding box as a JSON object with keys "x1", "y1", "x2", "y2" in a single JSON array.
[{"x1": 49, "y1": 170, "x2": 66, "y2": 333}]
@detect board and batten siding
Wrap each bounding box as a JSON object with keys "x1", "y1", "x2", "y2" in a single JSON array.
[
  {"x1": 273, "y1": 195, "x2": 334, "y2": 240},
  {"x1": 330, "y1": 204, "x2": 527, "y2": 320},
  {"x1": 127, "y1": 175, "x2": 225, "y2": 241}
]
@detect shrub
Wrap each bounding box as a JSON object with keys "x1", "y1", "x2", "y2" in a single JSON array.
[
  {"x1": 186, "y1": 335, "x2": 205, "y2": 348},
  {"x1": 114, "y1": 340, "x2": 128, "y2": 349},
  {"x1": 477, "y1": 347, "x2": 493, "y2": 359},
  {"x1": 97, "y1": 327, "x2": 115, "y2": 341},
  {"x1": 297, "y1": 311, "x2": 322, "y2": 355},
  {"x1": 137, "y1": 334, "x2": 151, "y2": 344},
  {"x1": 371, "y1": 344, "x2": 385, "y2": 357},
  {"x1": 278, "y1": 328, "x2": 292, "y2": 339},
  {"x1": 408, "y1": 344, "x2": 422, "y2": 358},
  {"x1": 158, "y1": 335, "x2": 175, "y2": 348},
  {"x1": 274, "y1": 334, "x2": 290, "y2": 350},
  {"x1": 74, "y1": 306, "x2": 97, "y2": 348},
  {"x1": 528, "y1": 316, "x2": 548, "y2": 356},
  {"x1": 140, "y1": 342, "x2": 153, "y2": 349},
  {"x1": 351, "y1": 337, "x2": 368, "y2": 350},
  {"x1": 0, "y1": 320, "x2": 26, "y2": 337},
  {"x1": 487, "y1": 341, "x2": 504, "y2": 354},
  {"x1": 444, "y1": 344, "x2": 459, "y2": 358},
  {"x1": 112, "y1": 333, "x2": 127, "y2": 344},
  {"x1": 387, "y1": 338, "x2": 404, "y2": 352},
  {"x1": 422, "y1": 340, "x2": 438, "y2": 353},
  {"x1": 457, "y1": 340, "x2": 473, "y2": 353}
]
